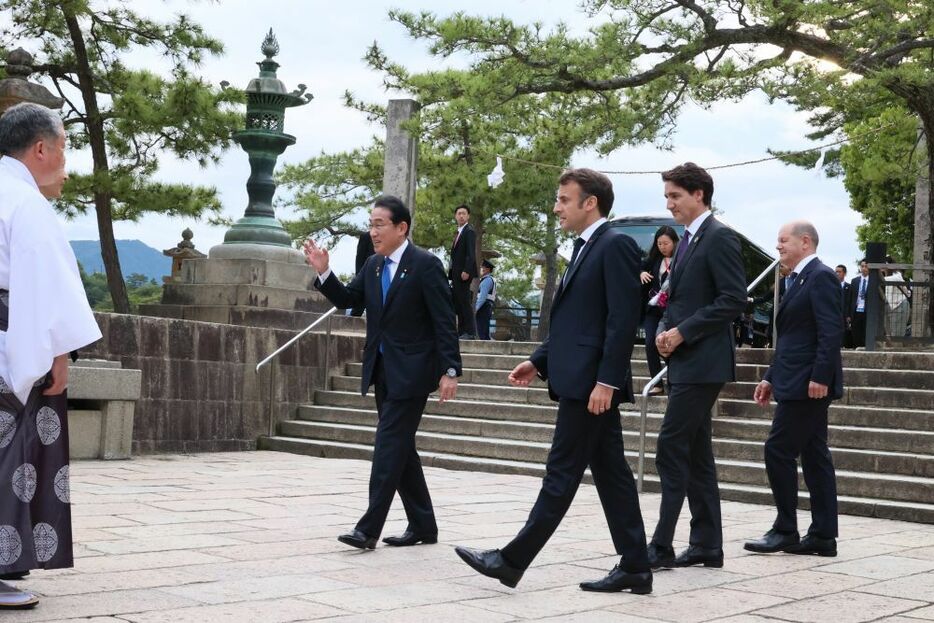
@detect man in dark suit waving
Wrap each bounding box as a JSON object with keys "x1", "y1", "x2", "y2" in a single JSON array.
[
  {"x1": 449, "y1": 204, "x2": 478, "y2": 338},
  {"x1": 454, "y1": 169, "x2": 652, "y2": 594},
  {"x1": 745, "y1": 221, "x2": 842, "y2": 557},
  {"x1": 304, "y1": 195, "x2": 461, "y2": 550},
  {"x1": 652, "y1": 163, "x2": 747, "y2": 569}
]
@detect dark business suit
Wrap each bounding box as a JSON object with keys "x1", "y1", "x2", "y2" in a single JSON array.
[
  {"x1": 500, "y1": 223, "x2": 650, "y2": 573},
  {"x1": 449, "y1": 223, "x2": 478, "y2": 336},
  {"x1": 840, "y1": 280, "x2": 852, "y2": 348},
  {"x1": 849, "y1": 275, "x2": 868, "y2": 348},
  {"x1": 763, "y1": 259, "x2": 842, "y2": 538},
  {"x1": 653, "y1": 215, "x2": 746, "y2": 549},
  {"x1": 316, "y1": 243, "x2": 461, "y2": 537},
  {"x1": 350, "y1": 232, "x2": 375, "y2": 316},
  {"x1": 642, "y1": 256, "x2": 672, "y2": 379}
]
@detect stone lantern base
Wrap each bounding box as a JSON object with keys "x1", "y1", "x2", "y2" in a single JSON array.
[{"x1": 140, "y1": 243, "x2": 363, "y2": 332}]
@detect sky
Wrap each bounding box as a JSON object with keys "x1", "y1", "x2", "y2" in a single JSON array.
[{"x1": 12, "y1": 0, "x2": 862, "y2": 277}]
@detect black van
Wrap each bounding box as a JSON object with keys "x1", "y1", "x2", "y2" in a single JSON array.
[{"x1": 608, "y1": 215, "x2": 778, "y2": 347}]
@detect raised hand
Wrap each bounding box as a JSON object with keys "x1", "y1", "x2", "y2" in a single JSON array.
[{"x1": 303, "y1": 238, "x2": 330, "y2": 274}]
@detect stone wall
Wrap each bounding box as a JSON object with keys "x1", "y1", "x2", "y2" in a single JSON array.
[{"x1": 83, "y1": 313, "x2": 365, "y2": 454}]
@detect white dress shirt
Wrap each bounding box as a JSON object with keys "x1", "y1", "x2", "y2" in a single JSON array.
[{"x1": 317, "y1": 239, "x2": 409, "y2": 285}]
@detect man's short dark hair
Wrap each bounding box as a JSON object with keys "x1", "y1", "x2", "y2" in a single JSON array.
[
  {"x1": 455, "y1": 204, "x2": 470, "y2": 215},
  {"x1": 836, "y1": 264, "x2": 847, "y2": 273},
  {"x1": 558, "y1": 168, "x2": 614, "y2": 217},
  {"x1": 0, "y1": 102, "x2": 64, "y2": 157},
  {"x1": 661, "y1": 162, "x2": 714, "y2": 207},
  {"x1": 481, "y1": 259, "x2": 494, "y2": 271},
  {"x1": 372, "y1": 195, "x2": 411, "y2": 232}
]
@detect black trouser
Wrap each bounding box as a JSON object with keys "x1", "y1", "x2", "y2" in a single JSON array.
[
  {"x1": 653, "y1": 382, "x2": 724, "y2": 549},
  {"x1": 765, "y1": 398, "x2": 838, "y2": 539},
  {"x1": 643, "y1": 311, "x2": 664, "y2": 379},
  {"x1": 451, "y1": 278, "x2": 476, "y2": 336},
  {"x1": 355, "y1": 359, "x2": 437, "y2": 538},
  {"x1": 501, "y1": 399, "x2": 650, "y2": 572},
  {"x1": 851, "y1": 311, "x2": 866, "y2": 348},
  {"x1": 476, "y1": 302, "x2": 493, "y2": 340}
]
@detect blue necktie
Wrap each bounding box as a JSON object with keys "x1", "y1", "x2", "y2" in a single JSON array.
[
  {"x1": 379, "y1": 257, "x2": 392, "y2": 354},
  {"x1": 785, "y1": 271, "x2": 798, "y2": 293},
  {"x1": 673, "y1": 230, "x2": 691, "y2": 270},
  {"x1": 381, "y1": 256, "x2": 393, "y2": 303}
]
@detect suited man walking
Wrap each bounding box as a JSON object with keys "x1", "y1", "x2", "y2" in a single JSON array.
[
  {"x1": 304, "y1": 195, "x2": 461, "y2": 549},
  {"x1": 653, "y1": 163, "x2": 747, "y2": 569},
  {"x1": 849, "y1": 260, "x2": 870, "y2": 348},
  {"x1": 745, "y1": 221, "x2": 842, "y2": 557},
  {"x1": 454, "y1": 169, "x2": 652, "y2": 594},
  {"x1": 449, "y1": 204, "x2": 478, "y2": 338},
  {"x1": 835, "y1": 264, "x2": 852, "y2": 348}
]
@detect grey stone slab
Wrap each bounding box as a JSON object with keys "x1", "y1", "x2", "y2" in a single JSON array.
[
  {"x1": 83, "y1": 533, "x2": 246, "y2": 555},
  {"x1": 903, "y1": 604, "x2": 934, "y2": 619},
  {"x1": 820, "y1": 555, "x2": 934, "y2": 580},
  {"x1": 469, "y1": 585, "x2": 647, "y2": 620},
  {"x1": 303, "y1": 579, "x2": 501, "y2": 613},
  {"x1": 159, "y1": 574, "x2": 354, "y2": 605},
  {"x1": 0, "y1": 589, "x2": 202, "y2": 623},
  {"x1": 854, "y1": 571, "x2": 934, "y2": 601},
  {"x1": 122, "y1": 598, "x2": 344, "y2": 623},
  {"x1": 610, "y1": 587, "x2": 789, "y2": 622},
  {"x1": 724, "y1": 569, "x2": 875, "y2": 598},
  {"x1": 754, "y1": 590, "x2": 926, "y2": 622}
]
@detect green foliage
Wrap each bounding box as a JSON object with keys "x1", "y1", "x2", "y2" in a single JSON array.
[
  {"x1": 80, "y1": 267, "x2": 161, "y2": 313},
  {"x1": 376, "y1": 1, "x2": 934, "y2": 263},
  {"x1": 0, "y1": 0, "x2": 243, "y2": 310}
]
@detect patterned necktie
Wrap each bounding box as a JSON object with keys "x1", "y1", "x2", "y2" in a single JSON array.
[
  {"x1": 785, "y1": 271, "x2": 798, "y2": 293},
  {"x1": 381, "y1": 256, "x2": 393, "y2": 303},
  {"x1": 673, "y1": 230, "x2": 692, "y2": 270},
  {"x1": 563, "y1": 237, "x2": 585, "y2": 285},
  {"x1": 859, "y1": 277, "x2": 867, "y2": 298}
]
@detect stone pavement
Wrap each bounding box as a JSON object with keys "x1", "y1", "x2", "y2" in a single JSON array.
[{"x1": 6, "y1": 451, "x2": 934, "y2": 623}]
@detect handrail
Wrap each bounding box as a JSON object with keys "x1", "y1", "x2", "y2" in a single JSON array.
[
  {"x1": 256, "y1": 306, "x2": 339, "y2": 373},
  {"x1": 636, "y1": 257, "x2": 780, "y2": 492}
]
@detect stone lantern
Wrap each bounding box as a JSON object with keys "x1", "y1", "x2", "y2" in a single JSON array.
[
  {"x1": 217, "y1": 29, "x2": 312, "y2": 253},
  {"x1": 140, "y1": 30, "x2": 336, "y2": 331},
  {"x1": 0, "y1": 48, "x2": 64, "y2": 113}
]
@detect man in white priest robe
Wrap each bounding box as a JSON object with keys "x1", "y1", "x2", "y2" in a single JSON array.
[{"x1": 0, "y1": 103, "x2": 102, "y2": 610}]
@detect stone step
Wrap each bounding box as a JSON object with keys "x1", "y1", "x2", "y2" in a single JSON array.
[
  {"x1": 259, "y1": 436, "x2": 934, "y2": 523},
  {"x1": 294, "y1": 406, "x2": 934, "y2": 478},
  {"x1": 456, "y1": 340, "x2": 934, "y2": 372},
  {"x1": 719, "y1": 399, "x2": 934, "y2": 431},
  {"x1": 276, "y1": 419, "x2": 933, "y2": 505}
]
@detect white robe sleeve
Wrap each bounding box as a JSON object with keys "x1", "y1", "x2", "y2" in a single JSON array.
[{"x1": 6, "y1": 197, "x2": 102, "y2": 405}]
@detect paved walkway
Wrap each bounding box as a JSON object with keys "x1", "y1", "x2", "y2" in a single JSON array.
[{"x1": 6, "y1": 451, "x2": 934, "y2": 622}]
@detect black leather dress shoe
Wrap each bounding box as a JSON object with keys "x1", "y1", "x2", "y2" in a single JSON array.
[
  {"x1": 0, "y1": 571, "x2": 28, "y2": 581},
  {"x1": 784, "y1": 534, "x2": 837, "y2": 557},
  {"x1": 647, "y1": 542, "x2": 676, "y2": 569},
  {"x1": 744, "y1": 529, "x2": 800, "y2": 553},
  {"x1": 579, "y1": 566, "x2": 652, "y2": 594},
  {"x1": 382, "y1": 531, "x2": 438, "y2": 547},
  {"x1": 674, "y1": 545, "x2": 724, "y2": 568},
  {"x1": 337, "y1": 529, "x2": 377, "y2": 550},
  {"x1": 454, "y1": 546, "x2": 524, "y2": 588},
  {"x1": 0, "y1": 581, "x2": 38, "y2": 610}
]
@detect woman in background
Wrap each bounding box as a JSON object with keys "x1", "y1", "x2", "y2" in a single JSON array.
[{"x1": 640, "y1": 226, "x2": 679, "y2": 395}]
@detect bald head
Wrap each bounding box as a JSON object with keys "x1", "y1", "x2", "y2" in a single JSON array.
[{"x1": 776, "y1": 220, "x2": 819, "y2": 269}]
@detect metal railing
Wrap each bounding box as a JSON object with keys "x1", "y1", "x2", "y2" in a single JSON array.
[
  {"x1": 255, "y1": 306, "x2": 339, "y2": 436},
  {"x1": 636, "y1": 258, "x2": 780, "y2": 492}
]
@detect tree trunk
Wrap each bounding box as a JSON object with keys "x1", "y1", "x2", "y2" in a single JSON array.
[
  {"x1": 62, "y1": 7, "x2": 129, "y2": 313},
  {"x1": 537, "y1": 211, "x2": 559, "y2": 339},
  {"x1": 912, "y1": 112, "x2": 934, "y2": 337}
]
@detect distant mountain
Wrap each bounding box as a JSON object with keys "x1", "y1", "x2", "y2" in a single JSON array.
[{"x1": 70, "y1": 239, "x2": 171, "y2": 283}]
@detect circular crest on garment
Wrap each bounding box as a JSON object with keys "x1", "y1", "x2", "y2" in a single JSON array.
[
  {"x1": 36, "y1": 406, "x2": 61, "y2": 445},
  {"x1": 33, "y1": 523, "x2": 57, "y2": 563},
  {"x1": 54, "y1": 465, "x2": 70, "y2": 504},
  {"x1": 0, "y1": 376, "x2": 11, "y2": 393},
  {"x1": 0, "y1": 525, "x2": 22, "y2": 566},
  {"x1": 12, "y1": 463, "x2": 37, "y2": 503},
  {"x1": 0, "y1": 410, "x2": 15, "y2": 448}
]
